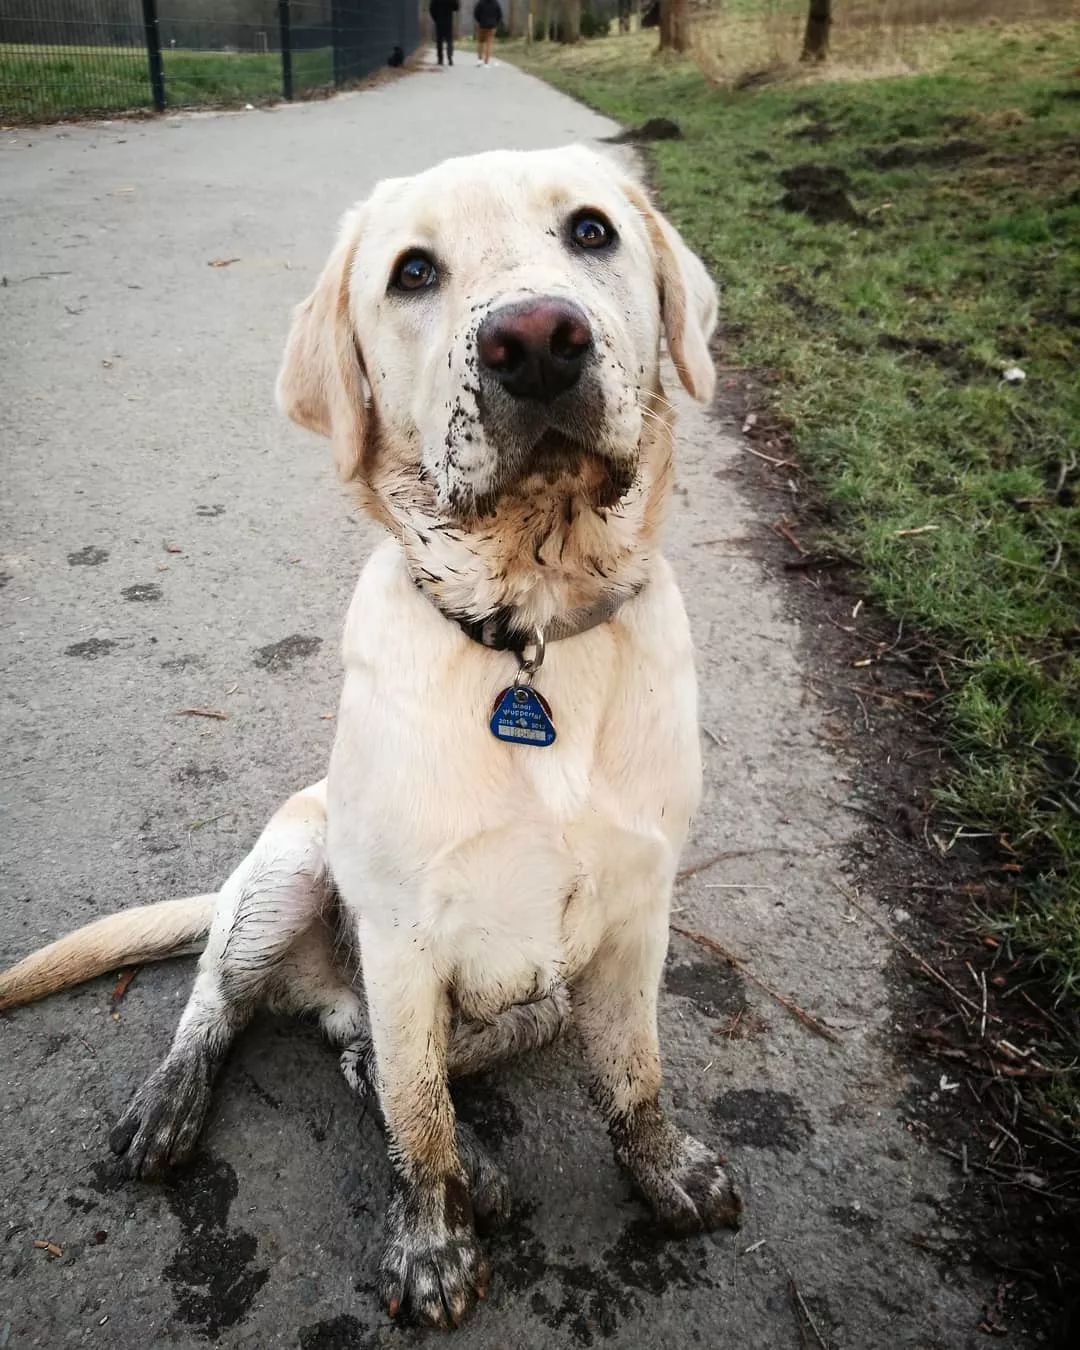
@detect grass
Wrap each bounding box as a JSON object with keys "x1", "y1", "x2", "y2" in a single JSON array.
[
  {"x1": 0, "y1": 45, "x2": 334, "y2": 121},
  {"x1": 687, "y1": 0, "x2": 1079, "y2": 84},
  {"x1": 512, "y1": 23, "x2": 1080, "y2": 1089}
]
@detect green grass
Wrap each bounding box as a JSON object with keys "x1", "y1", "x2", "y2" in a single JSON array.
[
  {"x1": 0, "y1": 45, "x2": 334, "y2": 121},
  {"x1": 513, "y1": 26, "x2": 1080, "y2": 1075}
]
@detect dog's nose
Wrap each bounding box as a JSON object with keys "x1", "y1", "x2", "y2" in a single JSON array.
[{"x1": 477, "y1": 299, "x2": 593, "y2": 402}]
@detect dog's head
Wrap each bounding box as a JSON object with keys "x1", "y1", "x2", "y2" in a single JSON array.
[{"x1": 277, "y1": 146, "x2": 716, "y2": 521}]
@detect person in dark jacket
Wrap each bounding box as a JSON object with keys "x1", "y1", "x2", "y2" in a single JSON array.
[
  {"x1": 473, "y1": 0, "x2": 502, "y2": 66},
  {"x1": 429, "y1": 0, "x2": 459, "y2": 66}
]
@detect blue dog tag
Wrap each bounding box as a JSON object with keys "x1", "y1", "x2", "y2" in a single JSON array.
[{"x1": 490, "y1": 685, "x2": 556, "y2": 747}]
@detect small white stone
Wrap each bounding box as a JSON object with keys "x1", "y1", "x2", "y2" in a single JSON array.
[{"x1": 1002, "y1": 365, "x2": 1026, "y2": 384}]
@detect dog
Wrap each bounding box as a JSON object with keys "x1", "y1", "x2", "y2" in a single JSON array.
[{"x1": 0, "y1": 145, "x2": 741, "y2": 1328}]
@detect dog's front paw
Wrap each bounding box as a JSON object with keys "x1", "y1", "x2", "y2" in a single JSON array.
[
  {"x1": 618, "y1": 1122, "x2": 742, "y2": 1236},
  {"x1": 109, "y1": 1047, "x2": 215, "y2": 1180},
  {"x1": 380, "y1": 1176, "x2": 490, "y2": 1328}
]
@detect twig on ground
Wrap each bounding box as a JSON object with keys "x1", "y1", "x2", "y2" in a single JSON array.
[
  {"x1": 835, "y1": 881, "x2": 995, "y2": 1023},
  {"x1": 671, "y1": 924, "x2": 840, "y2": 1044},
  {"x1": 937, "y1": 1147, "x2": 1052, "y2": 1196},
  {"x1": 677, "y1": 846, "x2": 803, "y2": 881},
  {"x1": 743, "y1": 443, "x2": 796, "y2": 468},
  {"x1": 771, "y1": 517, "x2": 809, "y2": 555},
  {"x1": 788, "y1": 1276, "x2": 830, "y2": 1349},
  {"x1": 177, "y1": 707, "x2": 227, "y2": 720}
]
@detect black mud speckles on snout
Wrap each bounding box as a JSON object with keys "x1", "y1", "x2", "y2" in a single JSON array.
[
  {"x1": 65, "y1": 637, "x2": 117, "y2": 659},
  {"x1": 710, "y1": 1088, "x2": 813, "y2": 1153},
  {"x1": 122, "y1": 582, "x2": 162, "y2": 602},
  {"x1": 162, "y1": 1154, "x2": 269, "y2": 1340},
  {"x1": 665, "y1": 957, "x2": 746, "y2": 1020},
  {"x1": 253, "y1": 634, "x2": 322, "y2": 672},
  {"x1": 68, "y1": 545, "x2": 109, "y2": 566}
]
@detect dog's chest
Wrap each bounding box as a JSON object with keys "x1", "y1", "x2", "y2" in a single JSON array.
[{"x1": 328, "y1": 543, "x2": 701, "y2": 1018}]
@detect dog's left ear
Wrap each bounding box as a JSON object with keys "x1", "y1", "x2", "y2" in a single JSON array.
[
  {"x1": 275, "y1": 204, "x2": 368, "y2": 481},
  {"x1": 626, "y1": 184, "x2": 718, "y2": 404}
]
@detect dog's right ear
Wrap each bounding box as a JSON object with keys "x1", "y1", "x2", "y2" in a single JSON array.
[{"x1": 275, "y1": 205, "x2": 368, "y2": 482}]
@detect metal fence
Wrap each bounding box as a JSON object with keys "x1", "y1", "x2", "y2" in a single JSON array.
[{"x1": 0, "y1": 0, "x2": 421, "y2": 123}]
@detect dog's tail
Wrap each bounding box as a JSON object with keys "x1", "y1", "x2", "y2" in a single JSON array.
[{"x1": 0, "y1": 894, "x2": 216, "y2": 1012}]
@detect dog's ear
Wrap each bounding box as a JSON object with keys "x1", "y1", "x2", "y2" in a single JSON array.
[
  {"x1": 625, "y1": 184, "x2": 717, "y2": 404},
  {"x1": 276, "y1": 205, "x2": 368, "y2": 481}
]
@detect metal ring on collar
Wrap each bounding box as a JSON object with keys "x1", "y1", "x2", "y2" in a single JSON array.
[{"x1": 515, "y1": 627, "x2": 546, "y2": 681}]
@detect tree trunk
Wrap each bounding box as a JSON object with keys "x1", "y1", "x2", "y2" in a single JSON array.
[
  {"x1": 561, "y1": 0, "x2": 581, "y2": 43},
  {"x1": 509, "y1": 0, "x2": 528, "y2": 37},
  {"x1": 659, "y1": 0, "x2": 689, "y2": 54},
  {"x1": 801, "y1": 0, "x2": 831, "y2": 63}
]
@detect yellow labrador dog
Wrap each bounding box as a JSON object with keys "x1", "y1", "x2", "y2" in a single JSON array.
[{"x1": 0, "y1": 146, "x2": 741, "y2": 1327}]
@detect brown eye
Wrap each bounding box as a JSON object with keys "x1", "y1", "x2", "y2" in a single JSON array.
[
  {"x1": 571, "y1": 212, "x2": 615, "y2": 251},
  {"x1": 393, "y1": 252, "x2": 438, "y2": 292}
]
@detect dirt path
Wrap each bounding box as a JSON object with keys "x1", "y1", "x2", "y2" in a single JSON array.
[{"x1": 1, "y1": 56, "x2": 992, "y2": 1349}]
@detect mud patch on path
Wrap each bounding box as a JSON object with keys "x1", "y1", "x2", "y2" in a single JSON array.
[
  {"x1": 162, "y1": 1154, "x2": 269, "y2": 1340},
  {"x1": 711, "y1": 1088, "x2": 813, "y2": 1153},
  {"x1": 253, "y1": 634, "x2": 322, "y2": 672}
]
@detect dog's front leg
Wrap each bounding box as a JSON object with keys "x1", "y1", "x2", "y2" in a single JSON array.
[
  {"x1": 361, "y1": 935, "x2": 489, "y2": 1329},
  {"x1": 573, "y1": 906, "x2": 742, "y2": 1235}
]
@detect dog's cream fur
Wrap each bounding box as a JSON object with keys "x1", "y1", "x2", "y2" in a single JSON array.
[{"x1": 0, "y1": 146, "x2": 740, "y2": 1328}]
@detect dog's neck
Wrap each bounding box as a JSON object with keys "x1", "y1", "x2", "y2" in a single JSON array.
[{"x1": 358, "y1": 404, "x2": 675, "y2": 639}]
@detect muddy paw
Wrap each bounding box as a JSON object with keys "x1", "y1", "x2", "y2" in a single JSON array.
[
  {"x1": 109, "y1": 1048, "x2": 215, "y2": 1180},
  {"x1": 380, "y1": 1178, "x2": 490, "y2": 1328},
  {"x1": 621, "y1": 1126, "x2": 742, "y2": 1236}
]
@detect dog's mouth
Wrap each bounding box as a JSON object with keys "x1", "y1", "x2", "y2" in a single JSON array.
[{"x1": 510, "y1": 427, "x2": 636, "y2": 509}]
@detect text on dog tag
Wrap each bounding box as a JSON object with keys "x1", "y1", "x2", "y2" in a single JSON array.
[{"x1": 489, "y1": 685, "x2": 556, "y2": 747}]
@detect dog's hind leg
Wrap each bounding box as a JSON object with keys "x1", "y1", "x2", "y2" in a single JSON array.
[
  {"x1": 110, "y1": 781, "x2": 337, "y2": 1180},
  {"x1": 446, "y1": 986, "x2": 570, "y2": 1077}
]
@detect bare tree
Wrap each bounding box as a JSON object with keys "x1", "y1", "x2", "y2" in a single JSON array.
[
  {"x1": 801, "y1": 0, "x2": 832, "y2": 62},
  {"x1": 659, "y1": 0, "x2": 689, "y2": 54},
  {"x1": 561, "y1": 0, "x2": 581, "y2": 43}
]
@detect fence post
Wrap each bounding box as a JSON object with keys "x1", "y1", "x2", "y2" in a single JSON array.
[
  {"x1": 278, "y1": 0, "x2": 294, "y2": 100},
  {"x1": 141, "y1": 0, "x2": 166, "y2": 112}
]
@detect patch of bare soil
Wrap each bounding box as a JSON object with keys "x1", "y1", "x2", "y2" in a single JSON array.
[
  {"x1": 866, "y1": 138, "x2": 986, "y2": 169},
  {"x1": 777, "y1": 163, "x2": 867, "y2": 225},
  {"x1": 708, "y1": 350, "x2": 1080, "y2": 1349}
]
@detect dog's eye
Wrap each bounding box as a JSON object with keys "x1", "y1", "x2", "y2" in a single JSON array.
[
  {"x1": 392, "y1": 251, "x2": 438, "y2": 292},
  {"x1": 570, "y1": 212, "x2": 616, "y2": 251}
]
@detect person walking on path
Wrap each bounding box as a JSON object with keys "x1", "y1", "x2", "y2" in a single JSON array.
[
  {"x1": 473, "y1": 0, "x2": 502, "y2": 66},
  {"x1": 430, "y1": 0, "x2": 459, "y2": 66}
]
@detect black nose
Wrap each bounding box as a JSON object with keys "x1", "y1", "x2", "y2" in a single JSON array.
[{"x1": 477, "y1": 298, "x2": 593, "y2": 402}]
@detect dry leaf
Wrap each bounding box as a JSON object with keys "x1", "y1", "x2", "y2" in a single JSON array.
[
  {"x1": 111, "y1": 968, "x2": 138, "y2": 1005},
  {"x1": 178, "y1": 707, "x2": 227, "y2": 720},
  {"x1": 163, "y1": 543, "x2": 183, "y2": 554},
  {"x1": 320, "y1": 711, "x2": 335, "y2": 720},
  {"x1": 208, "y1": 258, "x2": 241, "y2": 268}
]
